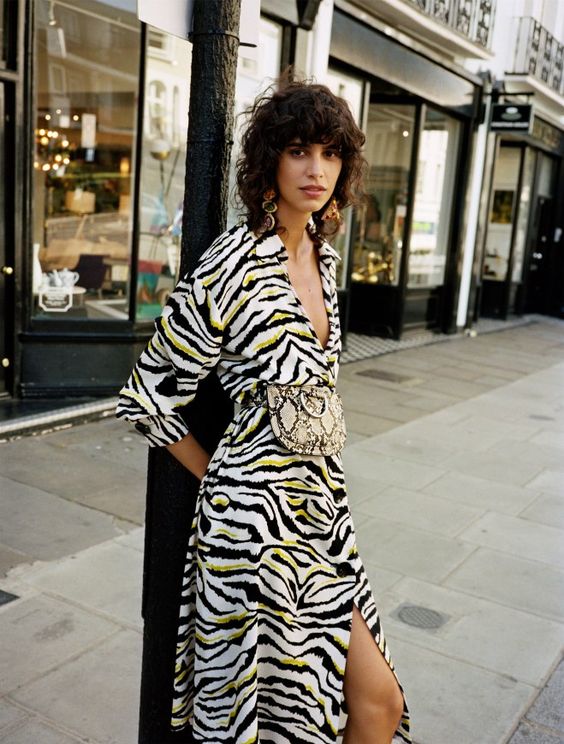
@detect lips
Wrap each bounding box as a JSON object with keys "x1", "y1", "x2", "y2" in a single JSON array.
[{"x1": 300, "y1": 186, "x2": 326, "y2": 197}]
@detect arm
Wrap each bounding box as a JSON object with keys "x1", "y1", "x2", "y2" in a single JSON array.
[
  {"x1": 166, "y1": 432, "x2": 211, "y2": 481},
  {"x1": 116, "y1": 271, "x2": 224, "y2": 463}
]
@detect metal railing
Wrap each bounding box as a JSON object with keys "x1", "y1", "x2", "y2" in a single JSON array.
[
  {"x1": 512, "y1": 16, "x2": 564, "y2": 97},
  {"x1": 405, "y1": 0, "x2": 496, "y2": 49}
]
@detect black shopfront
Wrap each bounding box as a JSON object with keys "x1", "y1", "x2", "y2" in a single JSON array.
[
  {"x1": 330, "y1": 9, "x2": 483, "y2": 340},
  {"x1": 477, "y1": 114, "x2": 564, "y2": 320}
]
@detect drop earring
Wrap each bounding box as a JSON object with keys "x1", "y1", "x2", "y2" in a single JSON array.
[
  {"x1": 262, "y1": 188, "x2": 278, "y2": 231},
  {"x1": 322, "y1": 197, "x2": 342, "y2": 225}
]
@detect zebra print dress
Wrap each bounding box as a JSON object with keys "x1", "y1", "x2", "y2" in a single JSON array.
[{"x1": 117, "y1": 222, "x2": 411, "y2": 743}]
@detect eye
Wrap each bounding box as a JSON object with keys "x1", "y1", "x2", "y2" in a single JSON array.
[
  {"x1": 324, "y1": 147, "x2": 341, "y2": 159},
  {"x1": 289, "y1": 147, "x2": 306, "y2": 157}
]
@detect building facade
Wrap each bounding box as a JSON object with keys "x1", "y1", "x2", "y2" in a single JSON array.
[{"x1": 0, "y1": 0, "x2": 562, "y2": 400}]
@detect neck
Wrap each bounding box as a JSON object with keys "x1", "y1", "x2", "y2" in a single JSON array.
[{"x1": 275, "y1": 204, "x2": 312, "y2": 260}]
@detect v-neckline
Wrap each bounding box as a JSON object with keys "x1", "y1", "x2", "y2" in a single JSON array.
[{"x1": 283, "y1": 245, "x2": 333, "y2": 355}]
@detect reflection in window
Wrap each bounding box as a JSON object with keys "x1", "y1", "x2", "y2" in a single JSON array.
[
  {"x1": 32, "y1": 0, "x2": 140, "y2": 321},
  {"x1": 483, "y1": 147, "x2": 520, "y2": 282},
  {"x1": 325, "y1": 69, "x2": 364, "y2": 290},
  {"x1": 408, "y1": 107, "x2": 459, "y2": 288},
  {"x1": 512, "y1": 148, "x2": 534, "y2": 283},
  {"x1": 136, "y1": 17, "x2": 283, "y2": 321},
  {"x1": 137, "y1": 33, "x2": 192, "y2": 320},
  {"x1": 352, "y1": 104, "x2": 416, "y2": 287}
]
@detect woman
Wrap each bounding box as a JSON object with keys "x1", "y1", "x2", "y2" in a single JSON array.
[{"x1": 117, "y1": 80, "x2": 411, "y2": 744}]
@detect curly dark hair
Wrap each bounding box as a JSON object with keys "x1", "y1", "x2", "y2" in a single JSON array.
[{"x1": 235, "y1": 77, "x2": 366, "y2": 242}]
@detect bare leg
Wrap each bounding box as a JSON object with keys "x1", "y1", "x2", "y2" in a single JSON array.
[{"x1": 342, "y1": 603, "x2": 405, "y2": 744}]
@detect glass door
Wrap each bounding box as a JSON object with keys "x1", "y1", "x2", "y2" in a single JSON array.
[
  {"x1": 404, "y1": 105, "x2": 460, "y2": 327},
  {"x1": 0, "y1": 81, "x2": 9, "y2": 393},
  {"x1": 348, "y1": 101, "x2": 416, "y2": 338}
]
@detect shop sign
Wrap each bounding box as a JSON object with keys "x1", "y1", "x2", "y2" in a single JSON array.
[
  {"x1": 490, "y1": 104, "x2": 533, "y2": 132},
  {"x1": 137, "y1": 0, "x2": 259, "y2": 47},
  {"x1": 38, "y1": 288, "x2": 73, "y2": 313},
  {"x1": 532, "y1": 117, "x2": 564, "y2": 153}
]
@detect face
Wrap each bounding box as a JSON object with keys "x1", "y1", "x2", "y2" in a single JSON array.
[{"x1": 275, "y1": 140, "x2": 342, "y2": 219}]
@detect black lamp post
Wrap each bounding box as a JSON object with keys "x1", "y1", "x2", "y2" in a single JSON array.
[{"x1": 138, "y1": 2, "x2": 241, "y2": 741}]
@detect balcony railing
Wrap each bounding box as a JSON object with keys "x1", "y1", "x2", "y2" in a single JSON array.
[
  {"x1": 406, "y1": 0, "x2": 496, "y2": 49},
  {"x1": 512, "y1": 16, "x2": 564, "y2": 97}
]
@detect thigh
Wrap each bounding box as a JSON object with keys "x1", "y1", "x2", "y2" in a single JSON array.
[{"x1": 343, "y1": 603, "x2": 403, "y2": 710}]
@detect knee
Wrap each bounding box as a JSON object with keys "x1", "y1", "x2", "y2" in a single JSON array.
[{"x1": 349, "y1": 683, "x2": 404, "y2": 732}]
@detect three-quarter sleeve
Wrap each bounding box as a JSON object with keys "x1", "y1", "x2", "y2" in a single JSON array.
[{"x1": 116, "y1": 271, "x2": 224, "y2": 447}]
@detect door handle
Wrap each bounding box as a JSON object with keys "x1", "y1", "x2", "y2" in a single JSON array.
[{"x1": 2, "y1": 266, "x2": 14, "y2": 275}]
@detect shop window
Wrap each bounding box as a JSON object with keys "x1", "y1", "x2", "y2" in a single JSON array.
[
  {"x1": 325, "y1": 69, "x2": 365, "y2": 289},
  {"x1": 512, "y1": 148, "x2": 535, "y2": 283},
  {"x1": 353, "y1": 104, "x2": 416, "y2": 287},
  {"x1": 32, "y1": 0, "x2": 141, "y2": 321},
  {"x1": 483, "y1": 146, "x2": 521, "y2": 282},
  {"x1": 408, "y1": 107, "x2": 460, "y2": 288},
  {"x1": 227, "y1": 17, "x2": 283, "y2": 228},
  {"x1": 135, "y1": 16, "x2": 283, "y2": 321},
  {"x1": 136, "y1": 32, "x2": 192, "y2": 321}
]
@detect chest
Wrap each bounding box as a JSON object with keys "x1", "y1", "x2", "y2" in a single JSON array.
[{"x1": 286, "y1": 256, "x2": 330, "y2": 350}]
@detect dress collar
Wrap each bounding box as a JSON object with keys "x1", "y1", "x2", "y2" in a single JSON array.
[{"x1": 249, "y1": 220, "x2": 341, "y2": 263}]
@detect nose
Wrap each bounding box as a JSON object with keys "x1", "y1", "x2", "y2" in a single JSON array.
[{"x1": 306, "y1": 151, "x2": 324, "y2": 178}]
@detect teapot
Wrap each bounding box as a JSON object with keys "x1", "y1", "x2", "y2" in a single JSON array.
[
  {"x1": 48, "y1": 270, "x2": 63, "y2": 287},
  {"x1": 59, "y1": 268, "x2": 80, "y2": 287}
]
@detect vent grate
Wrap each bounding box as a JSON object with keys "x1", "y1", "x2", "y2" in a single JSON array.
[{"x1": 392, "y1": 603, "x2": 449, "y2": 630}]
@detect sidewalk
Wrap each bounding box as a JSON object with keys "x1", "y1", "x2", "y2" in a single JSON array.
[{"x1": 1, "y1": 318, "x2": 563, "y2": 743}]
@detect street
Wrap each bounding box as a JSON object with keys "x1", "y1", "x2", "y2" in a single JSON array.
[{"x1": 0, "y1": 318, "x2": 563, "y2": 744}]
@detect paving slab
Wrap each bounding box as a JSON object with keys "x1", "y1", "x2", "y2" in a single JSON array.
[
  {"x1": 508, "y1": 721, "x2": 564, "y2": 744},
  {"x1": 377, "y1": 577, "x2": 564, "y2": 686},
  {"x1": 343, "y1": 472, "x2": 388, "y2": 507},
  {"x1": 440, "y1": 449, "x2": 545, "y2": 487},
  {"x1": 458, "y1": 512, "x2": 564, "y2": 567},
  {"x1": 12, "y1": 630, "x2": 141, "y2": 744},
  {"x1": 443, "y1": 547, "x2": 564, "y2": 623},
  {"x1": 0, "y1": 718, "x2": 84, "y2": 743},
  {"x1": 14, "y1": 540, "x2": 143, "y2": 630},
  {"x1": 384, "y1": 635, "x2": 535, "y2": 744},
  {"x1": 353, "y1": 485, "x2": 483, "y2": 537},
  {"x1": 525, "y1": 469, "x2": 564, "y2": 496},
  {"x1": 354, "y1": 433, "x2": 456, "y2": 466},
  {"x1": 0, "y1": 699, "x2": 28, "y2": 736},
  {"x1": 14, "y1": 630, "x2": 141, "y2": 744},
  {"x1": 0, "y1": 544, "x2": 30, "y2": 577},
  {"x1": 519, "y1": 493, "x2": 564, "y2": 530},
  {"x1": 352, "y1": 516, "x2": 476, "y2": 583},
  {"x1": 0, "y1": 476, "x2": 126, "y2": 562},
  {"x1": 422, "y1": 471, "x2": 540, "y2": 515},
  {"x1": 343, "y1": 447, "x2": 445, "y2": 491},
  {"x1": 0, "y1": 438, "x2": 141, "y2": 500},
  {"x1": 0, "y1": 595, "x2": 118, "y2": 694}
]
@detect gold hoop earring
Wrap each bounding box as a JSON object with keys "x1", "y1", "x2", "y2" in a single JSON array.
[
  {"x1": 262, "y1": 188, "x2": 278, "y2": 231},
  {"x1": 322, "y1": 197, "x2": 342, "y2": 225}
]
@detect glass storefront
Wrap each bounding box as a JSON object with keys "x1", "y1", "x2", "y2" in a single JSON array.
[
  {"x1": 482, "y1": 145, "x2": 521, "y2": 282},
  {"x1": 136, "y1": 29, "x2": 192, "y2": 320},
  {"x1": 32, "y1": 3, "x2": 282, "y2": 324},
  {"x1": 32, "y1": 0, "x2": 140, "y2": 321},
  {"x1": 511, "y1": 147, "x2": 535, "y2": 283},
  {"x1": 137, "y1": 16, "x2": 282, "y2": 320},
  {"x1": 352, "y1": 103, "x2": 416, "y2": 288},
  {"x1": 408, "y1": 107, "x2": 460, "y2": 288},
  {"x1": 325, "y1": 68, "x2": 365, "y2": 289}
]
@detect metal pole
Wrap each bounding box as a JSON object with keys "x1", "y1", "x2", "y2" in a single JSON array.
[{"x1": 138, "y1": 1, "x2": 241, "y2": 741}]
